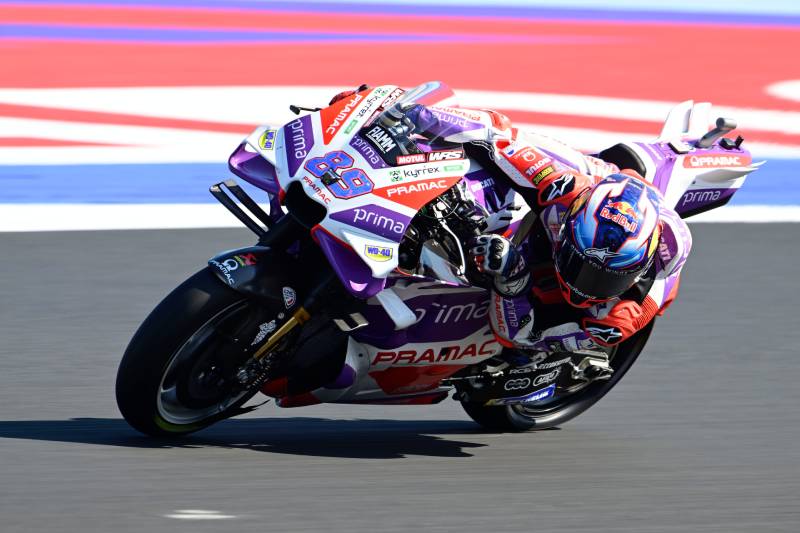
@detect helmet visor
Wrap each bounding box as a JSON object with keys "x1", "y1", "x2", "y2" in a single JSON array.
[{"x1": 554, "y1": 240, "x2": 642, "y2": 301}]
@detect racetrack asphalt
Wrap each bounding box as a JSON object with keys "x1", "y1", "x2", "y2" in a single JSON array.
[{"x1": 1, "y1": 224, "x2": 798, "y2": 532}]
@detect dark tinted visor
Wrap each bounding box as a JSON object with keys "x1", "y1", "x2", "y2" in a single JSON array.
[{"x1": 555, "y1": 240, "x2": 642, "y2": 300}]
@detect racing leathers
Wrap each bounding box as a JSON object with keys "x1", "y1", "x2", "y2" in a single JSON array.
[{"x1": 400, "y1": 103, "x2": 693, "y2": 352}]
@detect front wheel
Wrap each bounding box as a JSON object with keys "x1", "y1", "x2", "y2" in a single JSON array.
[
  {"x1": 115, "y1": 268, "x2": 283, "y2": 437},
  {"x1": 461, "y1": 320, "x2": 654, "y2": 432}
]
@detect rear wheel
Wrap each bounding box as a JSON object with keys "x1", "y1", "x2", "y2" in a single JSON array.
[
  {"x1": 116, "y1": 268, "x2": 283, "y2": 437},
  {"x1": 461, "y1": 321, "x2": 654, "y2": 432}
]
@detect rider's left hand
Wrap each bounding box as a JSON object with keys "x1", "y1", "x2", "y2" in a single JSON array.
[{"x1": 469, "y1": 235, "x2": 530, "y2": 297}]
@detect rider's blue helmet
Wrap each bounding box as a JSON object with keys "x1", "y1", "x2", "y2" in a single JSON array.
[{"x1": 554, "y1": 172, "x2": 662, "y2": 307}]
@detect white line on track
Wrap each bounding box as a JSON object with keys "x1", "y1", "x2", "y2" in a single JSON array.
[
  {"x1": 164, "y1": 509, "x2": 237, "y2": 520},
  {"x1": 1, "y1": 86, "x2": 799, "y2": 164},
  {"x1": 1, "y1": 204, "x2": 798, "y2": 232}
]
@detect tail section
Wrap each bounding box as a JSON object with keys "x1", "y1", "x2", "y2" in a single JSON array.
[{"x1": 597, "y1": 100, "x2": 763, "y2": 218}]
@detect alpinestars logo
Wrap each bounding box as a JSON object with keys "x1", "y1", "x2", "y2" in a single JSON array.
[
  {"x1": 586, "y1": 325, "x2": 623, "y2": 344},
  {"x1": 584, "y1": 247, "x2": 622, "y2": 263},
  {"x1": 544, "y1": 174, "x2": 574, "y2": 201}
]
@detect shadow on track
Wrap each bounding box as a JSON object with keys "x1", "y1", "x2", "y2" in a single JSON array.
[{"x1": 0, "y1": 417, "x2": 504, "y2": 459}]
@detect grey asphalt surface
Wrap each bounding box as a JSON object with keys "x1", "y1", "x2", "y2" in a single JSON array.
[{"x1": 1, "y1": 224, "x2": 799, "y2": 533}]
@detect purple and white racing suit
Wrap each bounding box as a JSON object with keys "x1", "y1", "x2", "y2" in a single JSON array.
[{"x1": 405, "y1": 103, "x2": 693, "y2": 351}]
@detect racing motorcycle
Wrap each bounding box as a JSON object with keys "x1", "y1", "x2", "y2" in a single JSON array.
[{"x1": 116, "y1": 82, "x2": 759, "y2": 436}]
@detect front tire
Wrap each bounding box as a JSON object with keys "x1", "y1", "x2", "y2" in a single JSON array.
[
  {"x1": 461, "y1": 320, "x2": 654, "y2": 432},
  {"x1": 116, "y1": 268, "x2": 278, "y2": 437}
]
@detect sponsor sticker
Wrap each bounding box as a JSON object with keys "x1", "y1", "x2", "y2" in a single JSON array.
[
  {"x1": 210, "y1": 252, "x2": 257, "y2": 284},
  {"x1": 365, "y1": 124, "x2": 397, "y2": 154},
  {"x1": 251, "y1": 320, "x2": 277, "y2": 346},
  {"x1": 283, "y1": 115, "x2": 315, "y2": 176},
  {"x1": 532, "y1": 368, "x2": 560, "y2": 386},
  {"x1": 258, "y1": 129, "x2": 276, "y2": 150},
  {"x1": 371, "y1": 339, "x2": 500, "y2": 365},
  {"x1": 321, "y1": 93, "x2": 364, "y2": 144},
  {"x1": 428, "y1": 149, "x2": 464, "y2": 162},
  {"x1": 683, "y1": 154, "x2": 751, "y2": 168},
  {"x1": 585, "y1": 324, "x2": 623, "y2": 344},
  {"x1": 542, "y1": 173, "x2": 574, "y2": 202},
  {"x1": 599, "y1": 201, "x2": 638, "y2": 233},
  {"x1": 679, "y1": 189, "x2": 723, "y2": 207},
  {"x1": 344, "y1": 119, "x2": 359, "y2": 134},
  {"x1": 584, "y1": 247, "x2": 622, "y2": 263},
  {"x1": 382, "y1": 179, "x2": 449, "y2": 198},
  {"x1": 364, "y1": 244, "x2": 393, "y2": 262},
  {"x1": 489, "y1": 384, "x2": 556, "y2": 406},
  {"x1": 396, "y1": 153, "x2": 426, "y2": 165},
  {"x1": 521, "y1": 384, "x2": 556, "y2": 403},
  {"x1": 209, "y1": 259, "x2": 235, "y2": 286},
  {"x1": 302, "y1": 175, "x2": 333, "y2": 204},
  {"x1": 350, "y1": 135, "x2": 388, "y2": 170},
  {"x1": 531, "y1": 165, "x2": 554, "y2": 185},
  {"x1": 329, "y1": 204, "x2": 410, "y2": 241},
  {"x1": 282, "y1": 286, "x2": 297, "y2": 308},
  {"x1": 504, "y1": 378, "x2": 531, "y2": 391}
]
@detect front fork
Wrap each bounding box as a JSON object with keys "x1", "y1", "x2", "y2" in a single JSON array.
[{"x1": 228, "y1": 215, "x2": 342, "y2": 387}]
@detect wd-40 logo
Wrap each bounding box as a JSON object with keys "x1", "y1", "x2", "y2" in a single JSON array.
[
  {"x1": 258, "y1": 129, "x2": 276, "y2": 150},
  {"x1": 365, "y1": 125, "x2": 397, "y2": 154},
  {"x1": 364, "y1": 244, "x2": 393, "y2": 262}
]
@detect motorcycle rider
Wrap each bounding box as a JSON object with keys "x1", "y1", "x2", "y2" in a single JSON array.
[{"x1": 330, "y1": 87, "x2": 692, "y2": 355}]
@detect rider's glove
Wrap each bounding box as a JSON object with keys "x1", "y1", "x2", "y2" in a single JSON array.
[
  {"x1": 469, "y1": 235, "x2": 531, "y2": 297},
  {"x1": 329, "y1": 84, "x2": 371, "y2": 105}
]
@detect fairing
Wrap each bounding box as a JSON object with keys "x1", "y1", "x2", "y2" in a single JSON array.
[{"x1": 270, "y1": 82, "x2": 472, "y2": 296}]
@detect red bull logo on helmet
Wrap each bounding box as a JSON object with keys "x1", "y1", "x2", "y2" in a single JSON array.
[{"x1": 600, "y1": 201, "x2": 638, "y2": 233}]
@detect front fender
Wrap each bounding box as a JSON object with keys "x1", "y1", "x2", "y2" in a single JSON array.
[{"x1": 208, "y1": 246, "x2": 300, "y2": 307}]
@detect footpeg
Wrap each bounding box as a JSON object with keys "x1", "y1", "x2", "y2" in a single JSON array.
[
  {"x1": 572, "y1": 356, "x2": 613, "y2": 382},
  {"x1": 334, "y1": 312, "x2": 369, "y2": 332}
]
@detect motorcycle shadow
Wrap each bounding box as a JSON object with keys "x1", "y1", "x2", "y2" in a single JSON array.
[{"x1": 0, "y1": 417, "x2": 538, "y2": 459}]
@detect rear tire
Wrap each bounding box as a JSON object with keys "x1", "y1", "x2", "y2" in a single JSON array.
[
  {"x1": 116, "y1": 268, "x2": 279, "y2": 437},
  {"x1": 461, "y1": 321, "x2": 654, "y2": 432}
]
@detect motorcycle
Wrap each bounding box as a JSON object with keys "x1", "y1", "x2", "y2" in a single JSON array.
[{"x1": 116, "y1": 81, "x2": 759, "y2": 435}]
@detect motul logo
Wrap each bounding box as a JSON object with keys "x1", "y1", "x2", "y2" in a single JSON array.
[
  {"x1": 396, "y1": 153, "x2": 426, "y2": 165},
  {"x1": 683, "y1": 154, "x2": 750, "y2": 168}
]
